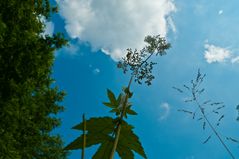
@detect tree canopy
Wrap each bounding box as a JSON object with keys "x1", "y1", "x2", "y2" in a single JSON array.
[{"x1": 0, "y1": 0, "x2": 67, "y2": 158}]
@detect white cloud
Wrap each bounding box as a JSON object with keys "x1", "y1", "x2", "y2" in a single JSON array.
[
  {"x1": 204, "y1": 44, "x2": 231, "y2": 63},
  {"x1": 93, "y1": 68, "x2": 100, "y2": 75},
  {"x1": 167, "y1": 16, "x2": 176, "y2": 33},
  {"x1": 158, "y1": 102, "x2": 170, "y2": 120},
  {"x1": 65, "y1": 43, "x2": 80, "y2": 55},
  {"x1": 56, "y1": 0, "x2": 176, "y2": 60},
  {"x1": 231, "y1": 56, "x2": 239, "y2": 63},
  {"x1": 44, "y1": 21, "x2": 54, "y2": 36},
  {"x1": 88, "y1": 65, "x2": 101, "y2": 75},
  {"x1": 55, "y1": 42, "x2": 82, "y2": 57},
  {"x1": 39, "y1": 16, "x2": 54, "y2": 36},
  {"x1": 218, "y1": 10, "x2": 223, "y2": 15}
]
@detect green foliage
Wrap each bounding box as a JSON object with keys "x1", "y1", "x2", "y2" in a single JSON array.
[
  {"x1": 0, "y1": 0, "x2": 67, "y2": 158},
  {"x1": 65, "y1": 117, "x2": 146, "y2": 159},
  {"x1": 103, "y1": 89, "x2": 137, "y2": 117}
]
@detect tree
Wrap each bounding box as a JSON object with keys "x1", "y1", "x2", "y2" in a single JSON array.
[
  {"x1": 65, "y1": 35, "x2": 171, "y2": 159},
  {"x1": 0, "y1": 1, "x2": 67, "y2": 158}
]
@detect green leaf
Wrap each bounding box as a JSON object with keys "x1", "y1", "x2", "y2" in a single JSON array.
[
  {"x1": 66, "y1": 117, "x2": 147, "y2": 159},
  {"x1": 126, "y1": 108, "x2": 138, "y2": 115},
  {"x1": 92, "y1": 141, "x2": 113, "y2": 159},
  {"x1": 66, "y1": 117, "x2": 115, "y2": 150},
  {"x1": 116, "y1": 143, "x2": 134, "y2": 159},
  {"x1": 72, "y1": 117, "x2": 115, "y2": 134},
  {"x1": 65, "y1": 133, "x2": 111, "y2": 150},
  {"x1": 109, "y1": 108, "x2": 120, "y2": 115},
  {"x1": 119, "y1": 122, "x2": 147, "y2": 158},
  {"x1": 117, "y1": 93, "x2": 122, "y2": 105},
  {"x1": 103, "y1": 102, "x2": 116, "y2": 108},
  {"x1": 123, "y1": 87, "x2": 133, "y2": 98},
  {"x1": 107, "y1": 89, "x2": 117, "y2": 105},
  {"x1": 64, "y1": 135, "x2": 82, "y2": 150}
]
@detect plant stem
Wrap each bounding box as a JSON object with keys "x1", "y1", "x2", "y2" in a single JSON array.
[
  {"x1": 110, "y1": 52, "x2": 154, "y2": 159},
  {"x1": 110, "y1": 120, "x2": 122, "y2": 159},
  {"x1": 194, "y1": 99, "x2": 235, "y2": 159},
  {"x1": 81, "y1": 114, "x2": 86, "y2": 159},
  {"x1": 109, "y1": 85, "x2": 130, "y2": 159}
]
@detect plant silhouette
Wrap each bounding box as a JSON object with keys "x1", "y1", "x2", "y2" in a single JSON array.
[
  {"x1": 65, "y1": 35, "x2": 170, "y2": 159},
  {"x1": 174, "y1": 69, "x2": 237, "y2": 159}
]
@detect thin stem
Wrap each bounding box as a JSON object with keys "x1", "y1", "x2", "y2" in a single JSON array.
[
  {"x1": 139, "y1": 52, "x2": 154, "y2": 68},
  {"x1": 110, "y1": 124, "x2": 122, "y2": 157},
  {"x1": 81, "y1": 114, "x2": 86, "y2": 159},
  {"x1": 194, "y1": 99, "x2": 235, "y2": 159},
  {"x1": 109, "y1": 87, "x2": 130, "y2": 159},
  {"x1": 109, "y1": 52, "x2": 154, "y2": 159},
  {"x1": 127, "y1": 76, "x2": 133, "y2": 88}
]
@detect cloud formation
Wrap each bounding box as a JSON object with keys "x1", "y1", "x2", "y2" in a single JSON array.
[
  {"x1": 159, "y1": 102, "x2": 170, "y2": 120},
  {"x1": 204, "y1": 44, "x2": 231, "y2": 63},
  {"x1": 93, "y1": 68, "x2": 100, "y2": 75},
  {"x1": 231, "y1": 56, "x2": 239, "y2": 63},
  {"x1": 56, "y1": 0, "x2": 176, "y2": 60},
  {"x1": 218, "y1": 10, "x2": 223, "y2": 15}
]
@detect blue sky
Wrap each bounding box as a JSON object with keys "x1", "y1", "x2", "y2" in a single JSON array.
[{"x1": 48, "y1": 0, "x2": 239, "y2": 158}]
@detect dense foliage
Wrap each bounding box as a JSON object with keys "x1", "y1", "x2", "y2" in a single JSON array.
[{"x1": 0, "y1": 0, "x2": 67, "y2": 158}]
